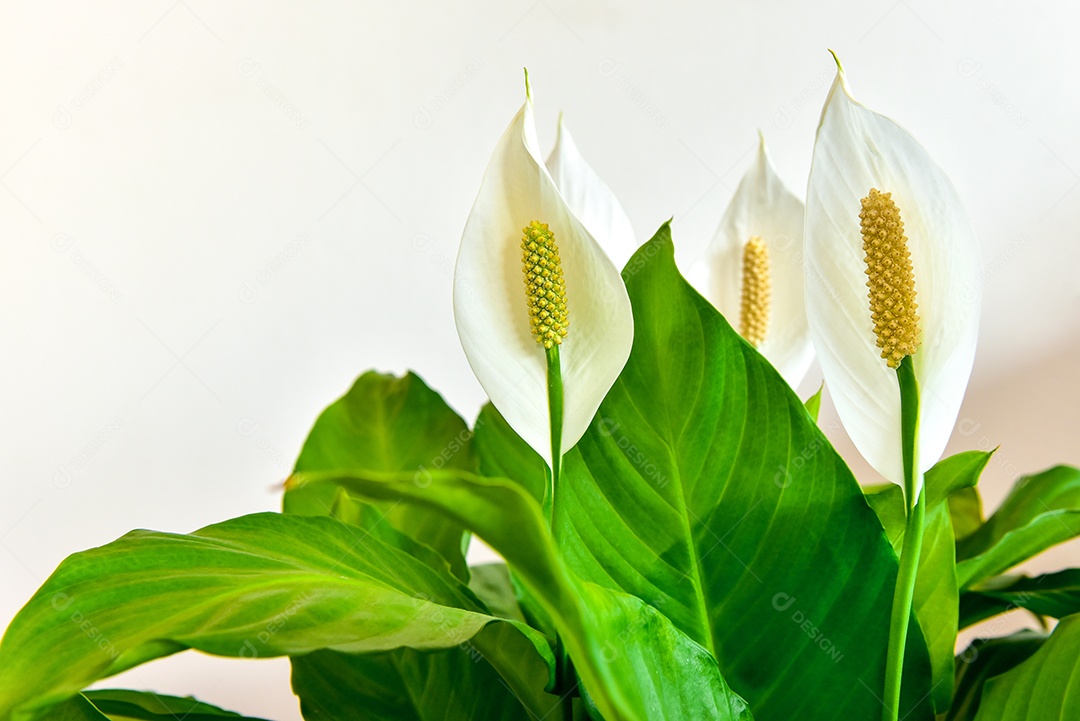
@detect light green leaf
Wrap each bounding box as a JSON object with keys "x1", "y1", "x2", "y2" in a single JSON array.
[
  {"x1": 946, "y1": 630, "x2": 1045, "y2": 721},
  {"x1": 285, "y1": 371, "x2": 476, "y2": 581},
  {"x1": 972, "y1": 614, "x2": 1080, "y2": 720},
  {"x1": 0, "y1": 513, "x2": 543, "y2": 721},
  {"x1": 288, "y1": 468, "x2": 752, "y2": 721},
  {"x1": 950, "y1": 487, "x2": 985, "y2": 541},
  {"x1": 803, "y1": 384, "x2": 823, "y2": 423},
  {"x1": 957, "y1": 466, "x2": 1080, "y2": 589}
]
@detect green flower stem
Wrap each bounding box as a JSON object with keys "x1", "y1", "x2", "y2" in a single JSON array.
[
  {"x1": 545, "y1": 345, "x2": 573, "y2": 721},
  {"x1": 882, "y1": 355, "x2": 925, "y2": 721},
  {"x1": 546, "y1": 345, "x2": 565, "y2": 514}
]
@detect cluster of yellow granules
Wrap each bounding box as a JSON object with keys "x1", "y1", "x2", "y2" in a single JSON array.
[
  {"x1": 521, "y1": 220, "x2": 570, "y2": 349},
  {"x1": 860, "y1": 188, "x2": 921, "y2": 368},
  {"x1": 739, "y1": 236, "x2": 771, "y2": 348}
]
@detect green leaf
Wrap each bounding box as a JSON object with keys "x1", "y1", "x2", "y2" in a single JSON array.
[
  {"x1": 468, "y1": 563, "x2": 527, "y2": 624},
  {"x1": 288, "y1": 468, "x2": 753, "y2": 721},
  {"x1": 957, "y1": 466, "x2": 1080, "y2": 590},
  {"x1": 474, "y1": 403, "x2": 548, "y2": 504},
  {"x1": 971, "y1": 614, "x2": 1080, "y2": 720},
  {"x1": 862, "y1": 451, "x2": 992, "y2": 711},
  {"x1": 285, "y1": 371, "x2": 476, "y2": 581},
  {"x1": 803, "y1": 384, "x2": 823, "y2": 423},
  {"x1": 0, "y1": 513, "x2": 544, "y2": 721},
  {"x1": 925, "y1": 451, "x2": 995, "y2": 507},
  {"x1": 961, "y1": 569, "x2": 1080, "y2": 628},
  {"x1": 479, "y1": 223, "x2": 932, "y2": 720},
  {"x1": 291, "y1": 622, "x2": 557, "y2": 721},
  {"x1": 79, "y1": 690, "x2": 269, "y2": 721},
  {"x1": 949, "y1": 487, "x2": 984, "y2": 541},
  {"x1": 946, "y1": 630, "x2": 1045, "y2": 721},
  {"x1": 33, "y1": 697, "x2": 107, "y2": 721}
]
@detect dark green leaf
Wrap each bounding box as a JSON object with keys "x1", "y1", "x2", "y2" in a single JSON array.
[
  {"x1": 946, "y1": 630, "x2": 1045, "y2": 721},
  {"x1": 33, "y1": 697, "x2": 107, "y2": 721},
  {"x1": 288, "y1": 468, "x2": 752, "y2": 721},
  {"x1": 957, "y1": 466, "x2": 1080, "y2": 589},
  {"x1": 291, "y1": 622, "x2": 557, "y2": 721},
  {"x1": 961, "y1": 569, "x2": 1080, "y2": 627},
  {"x1": 468, "y1": 563, "x2": 527, "y2": 624},
  {"x1": 971, "y1": 614, "x2": 1080, "y2": 720},
  {"x1": 0, "y1": 513, "x2": 545, "y2": 721},
  {"x1": 552, "y1": 223, "x2": 931, "y2": 720},
  {"x1": 79, "y1": 690, "x2": 269, "y2": 721},
  {"x1": 285, "y1": 371, "x2": 476, "y2": 581}
]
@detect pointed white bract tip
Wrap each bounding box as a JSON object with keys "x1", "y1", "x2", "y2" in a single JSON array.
[
  {"x1": 523, "y1": 68, "x2": 533, "y2": 103},
  {"x1": 828, "y1": 49, "x2": 845, "y2": 74}
]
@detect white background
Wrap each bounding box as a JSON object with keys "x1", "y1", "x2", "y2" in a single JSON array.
[{"x1": 2, "y1": 2, "x2": 1079, "y2": 719}]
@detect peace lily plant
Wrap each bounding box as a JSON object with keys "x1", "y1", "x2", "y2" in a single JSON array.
[{"x1": 2, "y1": 61, "x2": 1079, "y2": 721}]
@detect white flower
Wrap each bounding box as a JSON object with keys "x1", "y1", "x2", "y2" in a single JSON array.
[
  {"x1": 453, "y1": 78, "x2": 634, "y2": 466},
  {"x1": 804, "y1": 62, "x2": 981, "y2": 494},
  {"x1": 697, "y1": 133, "x2": 813, "y2": 389},
  {"x1": 545, "y1": 115, "x2": 637, "y2": 269}
]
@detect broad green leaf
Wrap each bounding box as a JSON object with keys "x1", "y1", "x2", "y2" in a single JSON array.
[
  {"x1": 79, "y1": 690, "x2": 268, "y2": 721},
  {"x1": 960, "y1": 569, "x2": 1080, "y2": 628},
  {"x1": 947, "y1": 630, "x2": 1045, "y2": 721},
  {"x1": 285, "y1": 371, "x2": 476, "y2": 581},
  {"x1": 0, "y1": 513, "x2": 544, "y2": 721},
  {"x1": 288, "y1": 468, "x2": 753, "y2": 721},
  {"x1": 957, "y1": 466, "x2": 1080, "y2": 589},
  {"x1": 862, "y1": 451, "x2": 992, "y2": 711},
  {"x1": 972, "y1": 614, "x2": 1080, "y2": 720},
  {"x1": 291, "y1": 622, "x2": 557, "y2": 721},
  {"x1": 488, "y1": 223, "x2": 932, "y2": 720}
]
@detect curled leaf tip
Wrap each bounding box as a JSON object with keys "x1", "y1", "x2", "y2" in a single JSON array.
[{"x1": 828, "y1": 49, "x2": 845, "y2": 74}]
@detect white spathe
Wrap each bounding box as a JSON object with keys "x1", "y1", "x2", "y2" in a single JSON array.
[
  {"x1": 545, "y1": 115, "x2": 637, "y2": 270},
  {"x1": 700, "y1": 134, "x2": 814, "y2": 389},
  {"x1": 804, "y1": 65, "x2": 981, "y2": 495},
  {"x1": 453, "y1": 83, "x2": 634, "y2": 466}
]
